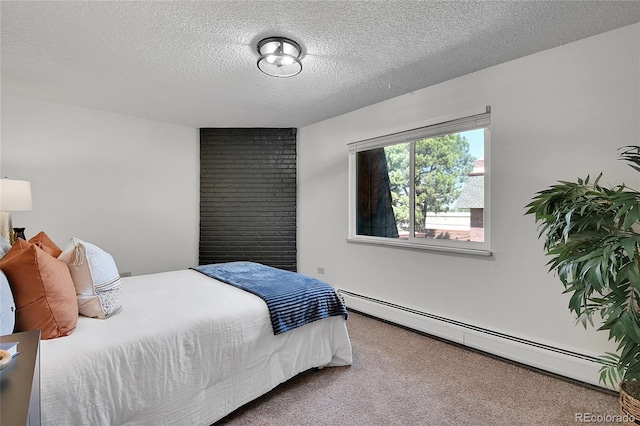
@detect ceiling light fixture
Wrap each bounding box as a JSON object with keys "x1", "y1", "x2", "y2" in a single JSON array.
[{"x1": 257, "y1": 37, "x2": 302, "y2": 78}]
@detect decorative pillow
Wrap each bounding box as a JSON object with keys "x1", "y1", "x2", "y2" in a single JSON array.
[
  {"x1": 29, "y1": 231, "x2": 63, "y2": 258},
  {"x1": 0, "y1": 270, "x2": 15, "y2": 335},
  {"x1": 0, "y1": 239, "x2": 77, "y2": 339},
  {"x1": 58, "y1": 238, "x2": 122, "y2": 319}
]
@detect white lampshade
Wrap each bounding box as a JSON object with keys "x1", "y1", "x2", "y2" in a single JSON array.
[{"x1": 0, "y1": 179, "x2": 33, "y2": 212}]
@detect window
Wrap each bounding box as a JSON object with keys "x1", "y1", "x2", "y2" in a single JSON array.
[{"x1": 348, "y1": 106, "x2": 491, "y2": 255}]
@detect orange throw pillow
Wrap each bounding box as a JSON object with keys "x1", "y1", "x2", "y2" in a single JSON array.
[
  {"x1": 0, "y1": 239, "x2": 77, "y2": 339},
  {"x1": 28, "y1": 231, "x2": 63, "y2": 258}
]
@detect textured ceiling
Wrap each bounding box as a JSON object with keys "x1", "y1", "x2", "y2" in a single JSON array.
[{"x1": 2, "y1": 1, "x2": 640, "y2": 128}]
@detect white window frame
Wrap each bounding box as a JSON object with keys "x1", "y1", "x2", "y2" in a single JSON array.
[{"x1": 347, "y1": 106, "x2": 491, "y2": 256}]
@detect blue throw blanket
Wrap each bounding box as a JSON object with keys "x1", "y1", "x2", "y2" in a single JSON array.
[{"x1": 191, "y1": 262, "x2": 348, "y2": 335}]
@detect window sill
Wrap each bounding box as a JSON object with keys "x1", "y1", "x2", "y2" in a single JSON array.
[{"x1": 346, "y1": 236, "x2": 492, "y2": 257}]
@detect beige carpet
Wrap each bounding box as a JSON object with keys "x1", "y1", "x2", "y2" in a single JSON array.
[{"x1": 215, "y1": 311, "x2": 619, "y2": 425}]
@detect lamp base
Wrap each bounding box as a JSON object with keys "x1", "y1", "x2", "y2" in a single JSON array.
[{"x1": 0, "y1": 212, "x2": 12, "y2": 244}]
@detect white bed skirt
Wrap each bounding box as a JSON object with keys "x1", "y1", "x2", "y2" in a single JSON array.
[{"x1": 39, "y1": 269, "x2": 353, "y2": 425}]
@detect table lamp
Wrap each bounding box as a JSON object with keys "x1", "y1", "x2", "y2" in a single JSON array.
[{"x1": 0, "y1": 179, "x2": 33, "y2": 244}]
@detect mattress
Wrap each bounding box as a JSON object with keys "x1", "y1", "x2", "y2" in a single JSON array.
[{"x1": 39, "y1": 269, "x2": 353, "y2": 425}]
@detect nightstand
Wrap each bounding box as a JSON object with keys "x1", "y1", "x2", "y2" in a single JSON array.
[{"x1": 0, "y1": 330, "x2": 41, "y2": 426}]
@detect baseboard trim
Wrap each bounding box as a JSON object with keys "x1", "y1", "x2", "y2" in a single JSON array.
[{"x1": 339, "y1": 290, "x2": 612, "y2": 390}]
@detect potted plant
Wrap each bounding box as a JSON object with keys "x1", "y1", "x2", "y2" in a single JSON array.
[{"x1": 526, "y1": 146, "x2": 640, "y2": 420}]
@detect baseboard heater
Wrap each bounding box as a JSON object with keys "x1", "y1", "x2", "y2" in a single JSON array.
[{"x1": 338, "y1": 289, "x2": 612, "y2": 390}]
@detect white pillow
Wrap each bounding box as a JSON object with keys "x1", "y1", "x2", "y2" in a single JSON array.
[
  {"x1": 0, "y1": 270, "x2": 15, "y2": 334},
  {"x1": 0, "y1": 236, "x2": 10, "y2": 259},
  {"x1": 58, "y1": 238, "x2": 122, "y2": 319}
]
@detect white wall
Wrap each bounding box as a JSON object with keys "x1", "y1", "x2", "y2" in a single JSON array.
[
  {"x1": 298, "y1": 24, "x2": 640, "y2": 359},
  {"x1": 1, "y1": 95, "x2": 199, "y2": 275}
]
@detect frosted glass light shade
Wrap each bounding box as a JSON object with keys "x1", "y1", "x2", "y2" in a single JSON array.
[{"x1": 257, "y1": 37, "x2": 302, "y2": 78}]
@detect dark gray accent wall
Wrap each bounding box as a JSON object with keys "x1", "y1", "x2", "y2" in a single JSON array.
[{"x1": 199, "y1": 128, "x2": 297, "y2": 271}]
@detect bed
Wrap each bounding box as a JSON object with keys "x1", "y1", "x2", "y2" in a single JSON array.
[{"x1": 37, "y1": 266, "x2": 353, "y2": 425}]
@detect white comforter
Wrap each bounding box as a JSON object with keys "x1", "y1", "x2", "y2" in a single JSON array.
[{"x1": 40, "y1": 269, "x2": 353, "y2": 425}]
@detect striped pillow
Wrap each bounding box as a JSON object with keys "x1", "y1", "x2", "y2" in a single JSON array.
[{"x1": 59, "y1": 238, "x2": 122, "y2": 319}]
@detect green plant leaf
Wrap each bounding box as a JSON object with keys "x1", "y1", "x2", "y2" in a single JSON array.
[{"x1": 525, "y1": 147, "x2": 640, "y2": 387}]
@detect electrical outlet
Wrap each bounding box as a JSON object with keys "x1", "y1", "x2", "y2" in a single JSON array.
[{"x1": 317, "y1": 267, "x2": 325, "y2": 275}]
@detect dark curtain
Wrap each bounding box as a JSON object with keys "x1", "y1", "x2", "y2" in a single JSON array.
[{"x1": 357, "y1": 148, "x2": 399, "y2": 238}]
